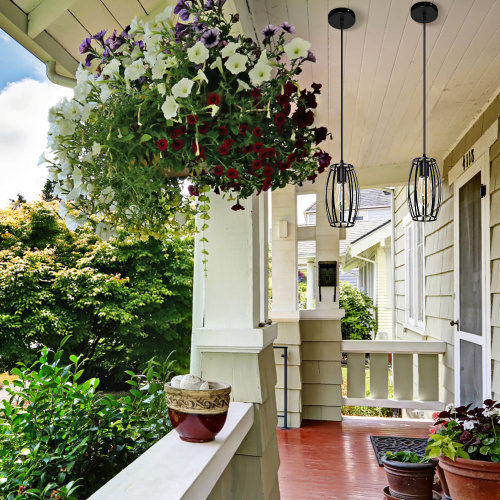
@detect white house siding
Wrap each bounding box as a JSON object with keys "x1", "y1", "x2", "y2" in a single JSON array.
[
  {"x1": 375, "y1": 246, "x2": 392, "y2": 339},
  {"x1": 490, "y1": 126, "x2": 500, "y2": 401},
  {"x1": 394, "y1": 91, "x2": 500, "y2": 404}
]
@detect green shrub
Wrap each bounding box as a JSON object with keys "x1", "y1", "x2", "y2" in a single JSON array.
[
  {"x1": 0, "y1": 201, "x2": 193, "y2": 388},
  {"x1": 339, "y1": 281, "x2": 377, "y2": 340},
  {"x1": 0, "y1": 340, "x2": 173, "y2": 499}
]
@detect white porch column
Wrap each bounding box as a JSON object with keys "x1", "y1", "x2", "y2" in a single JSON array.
[
  {"x1": 298, "y1": 173, "x2": 344, "y2": 422},
  {"x1": 269, "y1": 185, "x2": 303, "y2": 428},
  {"x1": 306, "y1": 258, "x2": 315, "y2": 309},
  {"x1": 191, "y1": 193, "x2": 280, "y2": 500}
]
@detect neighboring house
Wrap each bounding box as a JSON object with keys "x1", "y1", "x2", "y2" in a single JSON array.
[{"x1": 298, "y1": 190, "x2": 392, "y2": 332}]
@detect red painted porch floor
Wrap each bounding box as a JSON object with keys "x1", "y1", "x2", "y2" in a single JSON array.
[{"x1": 277, "y1": 416, "x2": 432, "y2": 500}]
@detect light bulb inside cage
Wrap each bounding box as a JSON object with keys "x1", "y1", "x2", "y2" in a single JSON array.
[
  {"x1": 407, "y1": 156, "x2": 442, "y2": 222},
  {"x1": 325, "y1": 162, "x2": 360, "y2": 228}
]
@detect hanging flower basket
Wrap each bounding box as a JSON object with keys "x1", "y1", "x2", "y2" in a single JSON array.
[{"x1": 43, "y1": 0, "x2": 331, "y2": 241}]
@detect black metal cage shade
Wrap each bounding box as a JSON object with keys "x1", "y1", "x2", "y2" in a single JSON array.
[
  {"x1": 325, "y1": 162, "x2": 360, "y2": 228},
  {"x1": 407, "y1": 156, "x2": 442, "y2": 222}
]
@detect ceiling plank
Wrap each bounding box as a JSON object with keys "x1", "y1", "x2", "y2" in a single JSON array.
[{"x1": 28, "y1": 0, "x2": 79, "y2": 38}]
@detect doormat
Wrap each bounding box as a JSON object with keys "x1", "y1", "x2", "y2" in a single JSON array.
[{"x1": 370, "y1": 435, "x2": 429, "y2": 466}]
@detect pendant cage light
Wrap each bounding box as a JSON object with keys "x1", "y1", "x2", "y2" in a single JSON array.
[
  {"x1": 407, "y1": 2, "x2": 442, "y2": 222},
  {"x1": 325, "y1": 8, "x2": 359, "y2": 228}
]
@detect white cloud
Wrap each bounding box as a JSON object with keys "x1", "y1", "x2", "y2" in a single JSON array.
[{"x1": 0, "y1": 78, "x2": 72, "y2": 207}]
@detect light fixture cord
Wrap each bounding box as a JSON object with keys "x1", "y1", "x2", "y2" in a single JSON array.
[
  {"x1": 341, "y1": 19, "x2": 344, "y2": 163},
  {"x1": 423, "y1": 12, "x2": 426, "y2": 157}
]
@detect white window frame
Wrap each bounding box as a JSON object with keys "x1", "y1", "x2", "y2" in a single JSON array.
[{"x1": 403, "y1": 214, "x2": 426, "y2": 333}]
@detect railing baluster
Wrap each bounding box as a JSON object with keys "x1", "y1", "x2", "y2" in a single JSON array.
[
  {"x1": 370, "y1": 353, "x2": 389, "y2": 399},
  {"x1": 393, "y1": 354, "x2": 413, "y2": 400},
  {"x1": 418, "y1": 353, "x2": 439, "y2": 401},
  {"x1": 347, "y1": 352, "x2": 365, "y2": 398}
]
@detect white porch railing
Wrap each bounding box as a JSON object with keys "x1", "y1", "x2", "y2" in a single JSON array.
[
  {"x1": 341, "y1": 340, "x2": 447, "y2": 411},
  {"x1": 88, "y1": 402, "x2": 253, "y2": 500}
]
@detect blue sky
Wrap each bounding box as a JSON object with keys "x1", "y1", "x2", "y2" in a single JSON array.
[
  {"x1": 0, "y1": 29, "x2": 47, "y2": 90},
  {"x1": 0, "y1": 29, "x2": 71, "y2": 206}
]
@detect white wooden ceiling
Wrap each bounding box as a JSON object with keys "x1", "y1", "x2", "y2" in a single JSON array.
[{"x1": 1, "y1": 0, "x2": 500, "y2": 186}]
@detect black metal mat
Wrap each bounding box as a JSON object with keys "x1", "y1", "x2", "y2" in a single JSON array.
[{"x1": 370, "y1": 435, "x2": 428, "y2": 466}]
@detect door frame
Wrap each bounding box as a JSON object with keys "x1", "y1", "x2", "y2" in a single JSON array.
[{"x1": 453, "y1": 154, "x2": 491, "y2": 406}]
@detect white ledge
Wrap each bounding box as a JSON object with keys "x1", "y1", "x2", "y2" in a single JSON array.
[
  {"x1": 193, "y1": 324, "x2": 278, "y2": 353},
  {"x1": 300, "y1": 309, "x2": 345, "y2": 320},
  {"x1": 88, "y1": 402, "x2": 254, "y2": 500},
  {"x1": 269, "y1": 310, "x2": 301, "y2": 322},
  {"x1": 341, "y1": 340, "x2": 447, "y2": 354},
  {"x1": 343, "y1": 397, "x2": 445, "y2": 411}
]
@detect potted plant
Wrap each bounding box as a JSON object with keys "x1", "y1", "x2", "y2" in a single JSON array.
[
  {"x1": 42, "y1": 0, "x2": 331, "y2": 259},
  {"x1": 381, "y1": 450, "x2": 439, "y2": 500},
  {"x1": 425, "y1": 399, "x2": 500, "y2": 500},
  {"x1": 164, "y1": 374, "x2": 231, "y2": 442}
]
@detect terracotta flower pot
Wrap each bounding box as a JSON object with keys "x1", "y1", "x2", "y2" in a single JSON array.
[
  {"x1": 382, "y1": 456, "x2": 438, "y2": 500},
  {"x1": 164, "y1": 381, "x2": 231, "y2": 443},
  {"x1": 438, "y1": 455, "x2": 500, "y2": 500}
]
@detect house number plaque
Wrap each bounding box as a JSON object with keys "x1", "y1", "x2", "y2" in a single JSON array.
[{"x1": 463, "y1": 148, "x2": 474, "y2": 170}]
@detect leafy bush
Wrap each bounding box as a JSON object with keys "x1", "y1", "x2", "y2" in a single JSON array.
[
  {"x1": 0, "y1": 201, "x2": 193, "y2": 387},
  {"x1": 0, "y1": 340, "x2": 173, "y2": 499},
  {"x1": 339, "y1": 281, "x2": 377, "y2": 340}
]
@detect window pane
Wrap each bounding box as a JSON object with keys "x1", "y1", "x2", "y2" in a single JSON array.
[
  {"x1": 417, "y1": 224, "x2": 424, "y2": 323},
  {"x1": 407, "y1": 227, "x2": 414, "y2": 321},
  {"x1": 459, "y1": 173, "x2": 482, "y2": 336},
  {"x1": 460, "y1": 340, "x2": 483, "y2": 407}
]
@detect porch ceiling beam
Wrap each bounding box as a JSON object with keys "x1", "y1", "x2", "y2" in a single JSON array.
[
  {"x1": 355, "y1": 162, "x2": 409, "y2": 189},
  {"x1": 0, "y1": 0, "x2": 78, "y2": 78},
  {"x1": 28, "y1": 0, "x2": 78, "y2": 38}
]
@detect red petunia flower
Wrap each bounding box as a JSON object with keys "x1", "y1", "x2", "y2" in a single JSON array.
[
  {"x1": 224, "y1": 138, "x2": 234, "y2": 147},
  {"x1": 253, "y1": 127, "x2": 262, "y2": 138},
  {"x1": 292, "y1": 107, "x2": 315, "y2": 129},
  {"x1": 242, "y1": 146, "x2": 252, "y2": 154},
  {"x1": 252, "y1": 99, "x2": 261, "y2": 108},
  {"x1": 227, "y1": 168, "x2": 238, "y2": 179},
  {"x1": 253, "y1": 142, "x2": 265, "y2": 153},
  {"x1": 283, "y1": 103, "x2": 291, "y2": 115},
  {"x1": 218, "y1": 144, "x2": 229, "y2": 156},
  {"x1": 178, "y1": 125, "x2": 187, "y2": 135},
  {"x1": 157, "y1": 138, "x2": 168, "y2": 151},
  {"x1": 311, "y1": 82, "x2": 322, "y2": 94},
  {"x1": 295, "y1": 139, "x2": 306, "y2": 148},
  {"x1": 207, "y1": 93, "x2": 220, "y2": 105},
  {"x1": 262, "y1": 177, "x2": 273, "y2": 191},
  {"x1": 259, "y1": 147, "x2": 276, "y2": 159},
  {"x1": 276, "y1": 94, "x2": 289, "y2": 106},
  {"x1": 198, "y1": 122, "x2": 210, "y2": 134},
  {"x1": 251, "y1": 88, "x2": 262, "y2": 98},
  {"x1": 187, "y1": 115, "x2": 199, "y2": 125},
  {"x1": 214, "y1": 165, "x2": 224, "y2": 176},
  {"x1": 218, "y1": 126, "x2": 229, "y2": 136},
  {"x1": 239, "y1": 124, "x2": 250, "y2": 135},
  {"x1": 274, "y1": 113, "x2": 286, "y2": 127},
  {"x1": 231, "y1": 198, "x2": 245, "y2": 211},
  {"x1": 288, "y1": 153, "x2": 297, "y2": 163},
  {"x1": 284, "y1": 82, "x2": 297, "y2": 95},
  {"x1": 307, "y1": 173, "x2": 317, "y2": 182},
  {"x1": 170, "y1": 129, "x2": 180, "y2": 139},
  {"x1": 192, "y1": 142, "x2": 205, "y2": 157},
  {"x1": 252, "y1": 159, "x2": 263, "y2": 170},
  {"x1": 314, "y1": 126, "x2": 328, "y2": 145},
  {"x1": 263, "y1": 165, "x2": 274, "y2": 177},
  {"x1": 188, "y1": 185, "x2": 199, "y2": 197},
  {"x1": 278, "y1": 162, "x2": 290, "y2": 171},
  {"x1": 172, "y1": 139, "x2": 184, "y2": 150}
]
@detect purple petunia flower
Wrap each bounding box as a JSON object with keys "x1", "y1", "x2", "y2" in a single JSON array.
[
  {"x1": 202, "y1": 28, "x2": 220, "y2": 48},
  {"x1": 261, "y1": 24, "x2": 279, "y2": 38},
  {"x1": 204, "y1": 0, "x2": 214, "y2": 9},
  {"x1": 174, "y1": 22, "x2": 189, "y2": 40},
  {"x1": 306, "y1": 50, "x2": 316, "y2": 62},
  {"x1": 119, "y1": 25, "x2": 132, "y2": 39},
  {"x1": 280, "y1": 22, "x2": 295, "y2": 34},
  {"x1": 178, "y1": 8, "x2": 190, "y2": 21},
  {"x1": 79, "y1": 37, "x2": 93, "y2": 54},
  {"x1": 85, "y1": 53, "x2": 96, "y2": 67},
  {"x1": 101, "y1": 46, "x2": 111, "y2": 60},
  {"x1": 92, "y1": 30, "x2": 107, "y2": 42},
  {"x1": 174, "y1": 0, "x2": 190, "y2": 14}
]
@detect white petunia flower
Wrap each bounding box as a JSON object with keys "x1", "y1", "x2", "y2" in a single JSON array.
[
  {"x1": 225, "y1": 53, "x2": 248, "y2": 75},
  {"x1": 59, "y1": 201, "x2": 70, "y2": 218},
  {"x1": 210, "y1": 104, "x2": 220, "y2": 117},
  {"x1": 152, "y1": 58, "x2": 167, "y2": 80},
  {"x1": 162, "y1": 96, "x2": 178, "y2": 119},
  {"x1": 130, "y1": 16, "x2": 143, "y2": 34},
  {"x1": 248, "y1": 61, "x2": 272, "y2": 86},
  {"x1": 65, "y1": 213, "x2": 88, "y2": 231},
  {"x1": 463, "y1": 420, "x2": 477, "y2": 431},
  {"x1": 165, "y1": 56, "x2": 178, "y2": 68},
  {"x1": 101, "y1": 58, "x2": 121, "y2": 79},
  {"x1": 284, "y1": 37, "x2": 312, "y2": 60},
  {"x1": 56, "y1": 118, "x2": 77, "y2": 136},
  {"x1": 73, "y1": 82, "x2": 91, "y2": 101},
  {"x1": 171, "y1": 77, "x2": 194, "y2": 98},
  {"x1": 81, "y1": 101, "x2": 98, "y2": 122},
  {"x1": 100, "y1": 186, "x2": 115, "y2": 204},
  {"x1": 445, "y1": 403, "x2": 455, "y2": 412},
  {"x1": 100, "y1": 83, "x2": 115, "y2": 103},
  {"x1": 156, "y1": 6, "x2": 173, "y2": 23},
  {"x1": 96, "y1": 222, "x2": 118, "y2": 241},
  {"x1": 62, "y1": 101, "x2": 82, "y2": 121},
  {"x1": 221, "y1": 42, "x2": 241, "y2": 58},
  {"x1": 187, "y1": 41, "x2": 209, "y2": 64},
  {"x1": 76, "y1": 65, "x2": 90, "y2": 85},
  {"x1": 210, "y1": 56, "x2": 223, "y2": 73},
  {"x1": 92, "y1": 142, "x2": 102, "y2": 156},
  {"x1": 236, "y1": 79, "x2": 250, "y2": 92},
  {"x1": 157, "y1": 83, "x2": 167, "y2": 96},
  {"x1": 130, "y1": 44, "x2": 143, "y2": 61},
  {"x1": 193, "y1": 69, "x2": 209, "y2": 84},
  {"x1": 124, "y1": 58, "x2": 145, "y2": 81}
]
